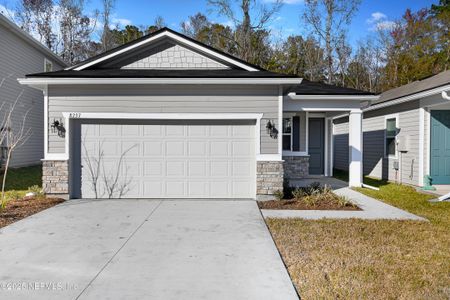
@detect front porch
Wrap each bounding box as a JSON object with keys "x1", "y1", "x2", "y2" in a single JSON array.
[{"x1": 282, "y1": 85, "x2": 377, "y2": 187}]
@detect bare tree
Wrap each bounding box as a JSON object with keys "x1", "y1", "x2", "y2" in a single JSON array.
[
  {"x1": 100, "y1": 0, "x2": 116, "y2": 51},
  {"x1": 82, "y1": 139, "x2": 104, "y2": 199},
  {"x1": 303, "y1": 0, "x2": 361, "y2": 84},
  {"x1": 101, "y1": 144, "x2": 136, "y2": 199},
  {"x1": 207, "y1": 0, "x2": 283, "y2": 61},
  {"x1": 59, "y1": 0, "x2": 98, "y2": 64},
  {"x1": 0, "y1": 79, "x2": 32, "y2": 209},
  {"x1": 15, "y1": 0, "x2": 56, "y2": 50}
]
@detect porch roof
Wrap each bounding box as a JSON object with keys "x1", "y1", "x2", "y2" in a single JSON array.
[{"x1": 290, "y1": 79, "x2": 374, "y2": 96}]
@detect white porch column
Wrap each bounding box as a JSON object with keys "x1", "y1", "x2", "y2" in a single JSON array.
[{"x1": 349, "y1": 109, "x2": 363, "y2": 187}]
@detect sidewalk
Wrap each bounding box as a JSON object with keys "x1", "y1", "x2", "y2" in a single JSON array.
[{"x1": 261, "y1": 187, "x2": 427, "y2": 221}]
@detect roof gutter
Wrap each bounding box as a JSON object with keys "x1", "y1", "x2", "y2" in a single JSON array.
[
  {"x1": 18, "y1": 77, "x2": 302, "y2": 88},
  {"x1": 442, "y1": 90, "x2": 450, "y2": 100},
  {"x1": 365, "y1": 84, "x2": 450, "y2": 112},
  {"x1": 287, "y1": 93, "x2": 379, "y2": 101}
]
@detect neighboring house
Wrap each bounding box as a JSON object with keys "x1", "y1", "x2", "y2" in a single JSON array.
[
  {"x1": 333, "y1": 71, "x2": 450, "y2": 188},
  {"x1": 0, "y1": 13, "x2": 66, "y2": 168},
  {"x1": 20, "y1": 28, "x2": 377, "y2": 200}
]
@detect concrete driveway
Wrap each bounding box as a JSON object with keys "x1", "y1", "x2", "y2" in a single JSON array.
[{"x1": 0, "y1": 199, "x2": 298, "y2": 300}]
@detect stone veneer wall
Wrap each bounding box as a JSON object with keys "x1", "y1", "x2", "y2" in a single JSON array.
[
  {"x1": 256, "y1": 161, "x2": 284, "y2": 200},
  {"x1": 283, "y1": 156, "x2": 309, "y2": 179},
  {"x1": 42, "y1": 160, "x2": 69, "y2": 196}
]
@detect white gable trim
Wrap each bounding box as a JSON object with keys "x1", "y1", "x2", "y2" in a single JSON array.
[{"x1": 72, "y1": 31, "x2": 259, "y2": 72}]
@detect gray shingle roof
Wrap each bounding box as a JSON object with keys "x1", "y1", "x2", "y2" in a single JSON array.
[
  {"x1": 375, "y1": 70, "x2": 450, "y2": 104},
  {"x1": 290, "y1": 79, "x2": 374, "y2": 95}
]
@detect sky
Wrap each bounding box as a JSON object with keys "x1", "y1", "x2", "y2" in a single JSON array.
[{"x1": 1, "y1": 0, "x2": 439, "y2": 46}]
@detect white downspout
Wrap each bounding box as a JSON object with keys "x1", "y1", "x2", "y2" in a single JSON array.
[{"x1": 438, "y1": 91, "x2": 450, "y2": 200}]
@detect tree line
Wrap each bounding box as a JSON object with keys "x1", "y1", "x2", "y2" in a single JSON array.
[{"x1": 10, "y1": 0, "x2": 449, "y2": 93}]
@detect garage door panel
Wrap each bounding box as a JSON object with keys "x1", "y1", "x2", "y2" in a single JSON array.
[
  {"x1": 210, "y1": 181, "x2": 229, "y2": 197},
  {"x1": 80, "y1": 122, "x2": 255, "y2": 198},
  {"x1": 188, "y1": 161, "x2": 208, "y2": 177},
  {"x1": 188, "y1": 141, "x2": 207, "y2": 156},
  {"x1": 188, "y1": 181, "x2": 208, "y2": 197},
  {"x1": 144, "y1": 161, "x2": 163, "y2": 176},
  {"x1": 210, "y1": 141, "x2": 230, "y2": 156},
  {"x1": 166, "y1": 161, "x2": 186, "y2": 176},
  {"x1": 165, "y1": 141, "x2": 185, "y2": 156},
  {"x1": 123, "y1": 160, "x2": 141, "y2": 177},
  {"x1": 166, "y1": 126, "x2": 185, "y2": 136},
  {"x1": 144, "y1": 141, "x2": 163, "y2": 156},
  {"x1": 210, "y1": 161, "x2": 229, "y2": 177},
  {"x1": 99, "y1": 125, "x2": 119, "y2": 136},
  {"x1": 143, "y1": 180, "x2": 164, "y2": 197},
  {"x1": 121, "y1": 125, "x2": 140, "y2": 136},
  {"x1": 143, "y1": 125, "x2": 163, "y2": 136},
  {"x1": 232, "y1": 161, "x2": 253, "y2": 176},
  {"x1": 233, "y1": 181, "x2": 252, "y2": 196},
  {"x1": 165, "y1": 181, "x2": 186, "y2": 197},
  {"x1": 188, "y1": 126, "x2": 208, "y2": 137}
]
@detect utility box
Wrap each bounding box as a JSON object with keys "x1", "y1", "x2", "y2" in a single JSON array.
[
  {"x1": 393, "y1": 160, "x2": 400, "y2": 170},
  {"x1": 397, "y1": 135, "x2": 410, "y2": 152}
]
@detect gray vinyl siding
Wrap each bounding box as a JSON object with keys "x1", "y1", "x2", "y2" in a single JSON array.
[
  {"x1": 0, "y1": 24, "x2": 63, "y2": 167},
  {"x1": 332, "y1": 100, "x2": 422, "y2": 186},
  {"x1": 47, "y1": 84, "x2": 279, "y2": 154},
  {"x1": 333, "y1": 117, "x2": 349, "y2": 171}
]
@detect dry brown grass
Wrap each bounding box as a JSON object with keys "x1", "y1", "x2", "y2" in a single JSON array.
[{"x1": 267, "y1": 218, "x2": 450, "y2": 299}]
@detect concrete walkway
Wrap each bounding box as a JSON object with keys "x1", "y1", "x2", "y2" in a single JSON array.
[
  {"x1": 0, "y1": 200, "x2": 298, "y2": 300},
  {"x1": 262, "y1": 187, "x2": 427, "y2": 221}
]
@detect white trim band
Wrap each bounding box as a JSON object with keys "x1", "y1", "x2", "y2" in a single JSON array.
[{"x1": 19, "y1": 77, "x2": 302, "y2": 86}]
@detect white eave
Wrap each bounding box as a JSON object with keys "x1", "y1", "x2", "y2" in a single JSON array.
[
  {"x1": 364, "y1": 84, "x2": 450, "y2": 112},
  {"x1": 18, "y1": 77, "x2": 302, "y2": 89},
  {"x1": 287, "y1": 93, "x2": 379, "y2": 101}
]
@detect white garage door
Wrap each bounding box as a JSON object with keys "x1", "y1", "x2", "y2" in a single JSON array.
[{"x1": 80, "y1": 121, "x2": 256, "y2": 199}]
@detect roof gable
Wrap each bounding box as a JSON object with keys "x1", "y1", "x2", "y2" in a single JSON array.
[
  {"x1": 119, "y1": 42, "x2": 229, "y2": 70},
  {"x1": 70, "y1": 28, "x2": 261, "y2": 72}
]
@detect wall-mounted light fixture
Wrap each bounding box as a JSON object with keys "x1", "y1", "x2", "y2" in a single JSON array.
[
  {"x1": 266, "y1": 120, "x2": 278, "y2": 139},
  {"x1": 51, "y1": 118, "x2": 66, "y2": 138}
]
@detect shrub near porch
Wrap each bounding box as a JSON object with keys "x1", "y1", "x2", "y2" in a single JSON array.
[
  {"x1": 0, "y1": 165, "x2": 64, "y2": 228},
  {"x1": 266, "y1": 180, "x2": 450, "y2": 299}
]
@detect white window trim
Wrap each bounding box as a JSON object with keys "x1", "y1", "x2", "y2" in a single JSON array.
[
  {"x1": 44, "y1": 58, "x2": 53, "y2": 72},
  {"x1": 282, "y1": 116, "x2": 293, "y2": 152},
  {"x1": 384, "y1": 114, "x2": 399, "y2": 159}
]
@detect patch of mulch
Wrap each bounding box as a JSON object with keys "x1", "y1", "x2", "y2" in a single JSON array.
[
  {"x1": 0, "y1": 197, "x2": 65, "y2": 228},
  {"x1": 258, "y1": 199, "x2": 361, "y2": 211}
]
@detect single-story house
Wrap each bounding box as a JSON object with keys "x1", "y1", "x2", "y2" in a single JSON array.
[
  {"x1": 333, "y1": 70, "x2": 450, "y2": 188},
  {"x1": 0, "y1": 13, "x2": 66, "y2": 168},
  {"x1": 19, "y1": 28, "x2": 377, "y2": 200}
]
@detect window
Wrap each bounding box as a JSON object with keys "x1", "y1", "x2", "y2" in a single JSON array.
[
  {"x1": 385, "y1": 117, "x2": 398, "y2": 157},
  {"x1": 44, "y1": 59, "x2": 53, "y2": 72},
  {"x1": 282, "y1": 118, "x2": 292, "y2": 151}
]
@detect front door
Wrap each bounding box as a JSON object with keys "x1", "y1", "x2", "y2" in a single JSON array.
[
  {"x1": 430, "y1": 110, "x2": 450, "y2": 184},
  {"x1": 308, "y1": 118, "x2": 325, "y2": 175}
]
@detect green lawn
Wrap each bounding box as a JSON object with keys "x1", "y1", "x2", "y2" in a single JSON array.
[
  {"x1": 0, "y1": 165, "x2": 42, "y2": 201},
  {"x1": 267, "y1": 170, "x2": 450, "y2": 299}
]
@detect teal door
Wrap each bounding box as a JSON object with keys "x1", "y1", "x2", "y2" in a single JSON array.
[{"x1": 430, "y1": 110, "x2": 450, "y2": 184}]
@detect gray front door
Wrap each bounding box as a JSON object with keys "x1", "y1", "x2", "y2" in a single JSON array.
[
  {"x1": 308, "y1": 118, "x2": 325, "y2": 175},
  {"x1": 430, "y1": 110, "x2": 450, "y2": 184}
]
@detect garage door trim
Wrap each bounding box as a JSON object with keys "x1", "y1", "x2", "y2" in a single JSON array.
[{"x1": 65, "y1": 113, "x2": 265, "y2": 199}]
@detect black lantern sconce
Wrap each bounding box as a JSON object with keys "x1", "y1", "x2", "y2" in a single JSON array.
[
  {"x1": 266, "y1": 120, "x2": 278, "y2": 139},
  {"x1": 51, "y1": 118, "x2": 66, "y2": 138}
]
